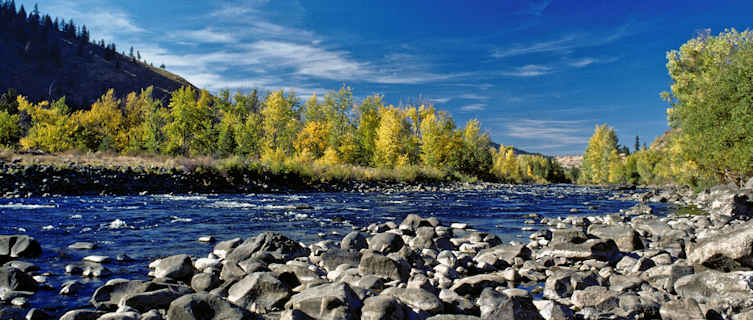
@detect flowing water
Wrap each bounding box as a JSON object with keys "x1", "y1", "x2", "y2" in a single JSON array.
[{"x1": 0, "y1": 184, "x2": 669, "y2": 315}]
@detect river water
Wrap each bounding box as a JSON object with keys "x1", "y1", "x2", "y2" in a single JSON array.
[{"x1": 0, "y1": 184, "x2": 668, "y2": 315}]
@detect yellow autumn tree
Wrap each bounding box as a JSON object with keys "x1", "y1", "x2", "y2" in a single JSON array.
[
  {"x1": 580, "y1": 124, "x2": 619, "y2": 184},
  {"x1": 260, "y1": 90, "x2": 300, "y2": 161},
  {"x1": 374, "y1": 105, "x2": 413, "y2": 168},
  {"x1": 72, "y1": 89, "x2": 125, "y2": 152},
  {"x1": 295, "y1": 121, "x2": 329, "y2": 159},
  {"x1": 19, "y1": 96, "x2": 77, "y2": 152}
]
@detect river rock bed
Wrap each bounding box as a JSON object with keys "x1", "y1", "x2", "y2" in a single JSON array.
[{"x1": 2, "y1": 183, "x2": 753, "y2": 319}]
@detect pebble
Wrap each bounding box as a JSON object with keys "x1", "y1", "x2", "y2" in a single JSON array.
[
  {"x1": 198, "y1": 236, "x2": 215, "y2": 242},
  {"x1": 69, "y1": 242, "x2": 97, "y2": 250}
]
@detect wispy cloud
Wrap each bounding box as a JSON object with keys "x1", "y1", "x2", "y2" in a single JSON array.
[
  {"x1": 460, "y1": 104, "x2": 487, "y2": 112},
  {"x1": 458, "y1": 93, "x2": 488, "y2": 100},
  {"x1": 505, "y1": 119, "x2": 590, "y2": 145},
  {"x1": 502, "y1": 64, "x2": 551, "y2": 77},
  {"x1": 515, "y1": 0, "x2": 552, "y2": 16},
  {"x1": 174, "y1": 28, "x2": 237, "y2": 44},
  {"x1": 491, "y1": 25, "x2": 631, "y2": 59},
  {"x1": 566, "y1": 56, "x2": 620, "y2": 68}
]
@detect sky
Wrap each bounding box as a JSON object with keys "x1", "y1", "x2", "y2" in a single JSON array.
[{"x1": 16, "y1": 0, "x2": 753, "y2": 155}]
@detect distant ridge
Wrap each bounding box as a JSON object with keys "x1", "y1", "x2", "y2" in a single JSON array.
[
  {"x1": 489, "y1": 141, "x2": 540, "y2": 156},
  {"x1": 0, "y1": 1, "x2": 194, "y2": 108}
]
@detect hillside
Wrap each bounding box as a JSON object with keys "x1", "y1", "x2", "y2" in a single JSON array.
[{"x1": 0, "y1": 2, "x2": 194, "y2": 108}]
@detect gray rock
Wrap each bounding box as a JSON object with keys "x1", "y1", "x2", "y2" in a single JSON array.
[
  {"x1": 382, "y1": 287, "x2": 443, "y2": 315},
  {"x1": 226, "y1": 232, "x2": 310, "y2": 264},
  {"x1": 341, "y1": 232, "x2": 368, "y2": 251},
  {"x1": 477, "y1": 287, "x2": 543, "y2": 320},
  {"x1": 537, "y1": 239, "x2": 618, "y2": 261},
  {"x1": 533, "y1": 300, "x2": 574, "y2": 320},
  {"x1": 543, "y1": 270, "x2": 601, "y2": 300},
  {"x1": 154, "y1": 254, "x2": 194, "y2": 280},
  {"x1": 474, "y1": 244, "x2": 531, "y2": 269},
  {"x1": 687, "y1": 220, "x2": 753, "y2": 270},
  {"x1": 641, "y1": 262, "x2": 694, "y2": 293},
  {"x1": 140, "y1": 310, "x2": 162, "y2": 320},
  {"x1": 25, "y1": 308, "x2": 51, "y2": 320},
  {"x1": 449, "y1": 272, "x2": 509, "y2": 297},
  {"x1": 0, "y1": 235, "x2": 42, "y2": 258},
  {"x1": 166, "y1": 293, "x2": 255, "y2": 320},
  {"x1": 426, "y1": 316, "x2": 480, "y2": 320},
  {"x1": 60, "y1": 280, "x2": 85, "y2": 295},
  {"x1": 570, "y1": 286, "x2": 620, "y2": 312},
  {"x1": 59, "y1": 310, "x2": 106, "y2": 320},
  {"x1": 608, "y1": 274, "x2": 643, "y2": 292},
  {"x1": 3, "y1": 261, "x2": 38, "y2": 273},
  {"x1": 320, "y1": 248, "x2": 362, "y2": 272},
  {"x1": 68, "y1": 242, "x2": 96, "y2": 250},
  {"x1": 674, "y1": 270, "x2": 753, "y2": 314},
  {"x1": 438, "y1": 289, "x2": 476, "y2": 314},
  {"x1": 97, "y1": 312, "x2": 140, "y2": 320},
  {"x1": 122, "y1": 286, "x2": 192, "y2": 312},
  {"x1": 587, "y1": 224, "x2": 643, "y2": 252},
  {"x1": 228, "y1": 272, "x2": 290, "y2": 314},
  {"x1": 368, "y1": 233, "x2": 405, "y2": 254},
  {"x1": 361, "y1": 295, "x2": 407, "y2": 320},
  {"x1": 359, "y1": 253, "x2": 409, "y2": 282},
  {"x1": 400, "y1": 214, "x2": 432, "y2": 232},
  {"x1": 191, "y1": 272, "x2": 222, "y2": 292},
  {"x1": 659, "y1": 298, "x2": 705, "y2": 320},
  {"x1": 286, "y1": 282, "x2": 363, "y2": 320},
  {"x1": 213, "y1": 237, "x2": 242, "y2": 259},
  {"x1": 549, "y1": 229, "x2": 587, "y2": 246},
  {"x1": 0, "y1": 266, "x2": 38, "y2": 292},
  {"x1": 91, "y1": 279, "x2": 167, "y2": 310}
]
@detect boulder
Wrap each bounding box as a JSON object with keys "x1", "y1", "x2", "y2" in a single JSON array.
[
  {"x1": 59, "y1": 310, "x2": 106, "y2": 320},
  {"x1": 191, "y1": 272, "x2": 222, "y2": 292},
  {"x1": 642, "y1": 262, "x2": 694, "y2": 293},
  {"x1": 227, "y1": 272, "x2": 291, "y2": 314},
  {"x1": 320, "y1": 248, "x2": 362, "y2": 272},
  {"x1": 543, "y1": 270, "x2": 600, "y2": 300},
  {"x1": 122, "y1": 286, "x2": 192, "y2": 312},
  {"x1": 533, "y1": 300, "x2": 574, "y2": 320},
  {"x1": 400, "y1": 214, "x2": 433, "y2": 232},
  {"x1": 0, "y1": 235, "x2": 42, "y2": 258},
  {"x1": 570, "y1": 286, "x2": 620, "y2": 312},
  {"x1": 359, "y1": 253, "x2": 409, "y2": 282},
  {"x1": 382, "y1": 287, "x2": 443, "y2": 315},
  {"x1": 474, "y1": 244, "x2": 531, "y2": 269},
  {"x1": 537, "y1": 239, "x2": 618, "y2": 261},
  {"x1": 154, "y1": 254, "x2": 194, "y2": 280},
  {"x1": 674, "y1": 271, "x2": 753, "y2": 315},
  {"x1": 706, "y1": 187, "x2": 753, "y2": 221},
  {"x1": 361, "y1": 295, "x2": 407, "y2": 320},
  {"x1": 166, "y1": 293, "x2": 255, "y2": 320},
  {"x1": 213, "y1": 237, "x2": 242, "y2": 259},
  {"x1": 477, "y1": 288, "x2": 543, "y2": 320},
  {"x1": 0, "y1": 266, "x2": 37, "y2": 292},
  {"x1": 687, "y1": 220, "x2": 753, "y2": 270},
  {"x1": 587, "y1": 224, "x2": 643, "y2": 252},
  {"x1": 341, "y1": 232, "x2": 368, "y2": 251},
  {"x1": 449, "y1": 273, "x2": 509, "y2": 297},
  {"x1": 549, "y1": 229, "x2": 587, "y2": 246},
  {"x1": 659, "y1": 298, "x2": 705, "y2": 320},
  {"x1": 90, "y1": 279, "x2": 166, "y2": 310},
  {"x1": 286, "y1": 282, "x2": 363, "y2": 320},
  {"x1": 97, "y1": 312, "x2": 140, "y2": 320},
  {"x1": 226, "y1": 232, "x2": 310, "y2": 264},
  {"x1": 368, "y1": 233, "x2": 405, "y2": 254}
]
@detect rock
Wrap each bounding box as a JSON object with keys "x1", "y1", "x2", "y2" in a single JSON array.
[
  {"x1": 122, "y1": 286, "x2": 192, "y2": 312},
  {"x1": 571, "y1": 286, "x2": 620, "y2": 312},
  {"x1": 361, "y1": 295, "x2": 407, "y2": 320},
  {"x1": 341, "y1": 232, "x2": 368, "y2": 251},
  {"x1": 0, "y1": 266, "x2": 38, "y2": 292},
  {"x1": 3, "y1": 261, "x2": 38, "y2": 273},
  {"x1": 226, "y1": 232, "x2": 310, "y2": 264},
  {"x1": 642, "y1": 262, "x2": 694, "y2": 293},
  {"x1": 608, "y1": 274, "x2": 643, "y2": 292},
  {"x1": 59, "y1": 280, "x2": 85, "y2": 295},
  {"x1": 382, "y1": 287, "x2": 443, "y2": 315},
  {"x1": 97, "y1": 312, "x2": 140, "y2": 320},
  {"x1": 166, "y1": 293, "x2": 255, "y2": 320},
  {"x1": 25, "y1": 308, "x2": 51, "y2": 320},
  {"x1": 659, "y1": 298, "x2": 705, "y2": 320},
  {"x1": 549, "y1": 229, "x2": 587, "y2": 245},
  {"x1": 91, "y1": 279, "x2": 166, "y2": 310},
  {"x1": 587, "y1": 224, "x2": 644, "y2": 252},
  {"x1": 83, "y1": 255, "x2": 110, "y2": 263},
  {"x1": 533, "y1": 300, "x2": 574, "y2": 320},
  {"x1": 477, "y1": 287, "x2": 543, "y2": 320},
  {"x1": 191, "y1": 272, "x2": 222, "y2": 292},
  {"x1": 320, "y1": 248, "x2": 362, "y2": 272},
  {"x1": 474, "y1": 244, "x2": 531, "y2": 269},
  {"x1": 359, "y1": 253, "x2": 409, "y2": 282},
  {"x1": 437, "y1": 250, "x2": 457, "y2": 268},
  {"x1": 66, "y1": 262, "x2": 111, "y2": 277},
  {"x1": 687, "y1": 220, "x2": 753, "y2": 270},
  {"x1": 68, "y1": 242, "x2": 96, "y2": 250},
  {"x1": 198, "y1": 236, "x2": 215, "y2": 242},
  {"x1": 213, "y1": 237, "x2": 242, "y2": 259},
  {"x1": 140, "y1": 310, "x2": 162, "y2": 320},
  {"x1": 59, "y1": 310, "x2": 106, "y2": 320},
  {"x1": 0, "y1": 235, "x2": 41, "y2": 258},
  {"x1": 154, "y1": 254, "x2": 194, "y2": 280},
  {"x1": 543, "y1": 270, "x2": 600, "y2": 300},
  {"x1": 228, "y1": 272, "x2": 291, "y2": 314},
  {"x1": 194, "y1": 258, "x2": 221, "y2": 272},
  {"x1": 286, "y1": 282, "x2": 363, "y2": 320},
  {"x1": 707, "y1": 188, "x2": 753, "y2": 220},
  {"x1": 537, "y1": 239, "x2": 618, "y2": 261},
  {"x1": 368, "y1": 233, "x2": 405, "y2": 254},
  {"x1": 400, "y1": 214, "x2": 432, "y2": 232},
  {"x1": 674, "y1": 270, "x2": 753, "y2": 314},
  {"x1": 449, "y1": 273, "x2": 509, "y2": 297}
]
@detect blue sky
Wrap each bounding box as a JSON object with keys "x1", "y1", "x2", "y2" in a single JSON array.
[{"x1": 17, "y1": 0, "x2": 753, "y2": 154}]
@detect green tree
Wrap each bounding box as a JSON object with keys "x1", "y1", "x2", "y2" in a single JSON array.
[
  {"x1": 164, "y1": 87, "x2": 216, "y2": 156},
  {"x1": 663, "y1": 28, "x2": 753, "y2": 185},
  {"x1": 260, "y1": 90, "x2": 300, "y2": 160},
  {"x1": 0, "y1": 110, "x2": 20, "y2": 148},
  {"x1": 354, "y1": 94, "x2": 383, "y2": 166},
  {"x1": 456, "y1": 119, "x2": 492, "y2": 176}
]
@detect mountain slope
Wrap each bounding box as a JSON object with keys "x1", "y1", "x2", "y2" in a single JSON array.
[{"x1": 0, "y1": 2, "x2": 194, "y2": 108}]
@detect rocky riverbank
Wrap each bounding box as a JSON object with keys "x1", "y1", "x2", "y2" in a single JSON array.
[
  {"x1": 0, "y1": 160, "x2": 491, "y2": 198},
  {"x1": 2, "y1": 183, "x2": 753, "y2": 319}
]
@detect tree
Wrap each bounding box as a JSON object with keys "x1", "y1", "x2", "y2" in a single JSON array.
[
  {"x1": 456, "y1": 119, "x2": 492, "y2": 176},
  {"x1": 72, "y1": 89, "x2": 124, "y2": 152},
  {"x1": 260, "y1": 90, "x2": 300, "y2": 160},
  {"x1": 164, "y1": 87, "x2": 216, "y2": 156},
  {"x1": 0, "y1": 110, "x2": 20, "y2": 148},
  {"x1": 354, "y1": 94, "x2": 382, "y2": 166},
  {"x1": 580, "y1": 124, "x2": 619, "y2": 184},
  {"x1": 374, "y1": 105, "x2": 413, "y2": 168},
  {"x1": 663, "y1": 29, "x2": 753, "y2": 186},
  {"x1": 634, "y1": 135, "x2": 640, "y2": 153},
  {"x1": 18, "y1": 96, "x2": 76, "y2": 152}
]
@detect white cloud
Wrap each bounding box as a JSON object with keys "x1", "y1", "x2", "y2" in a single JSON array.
[
  {"x1": 175, "y1": 28, "x2": 237, "y2": 44},
  {"x1": 502, "y1": 64, "x2": 551, "y2": 77},
  {"x1": 458, "y1": 93, "x2": 488, "y2": 100},
  {"x1": 568, "y1": 57, "x2": 597, "y2": 68},
  {"x1": 491, "y1": 25, "x2": 631, "y2": 59},
  {"x1": 460, "y1": 104, "x2": 487, "y2": 112},
  {"x1": 505, "y1": 119, "x2": 590, "y2": 145}
]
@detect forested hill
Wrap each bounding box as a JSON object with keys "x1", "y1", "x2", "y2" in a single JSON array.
[{"x1": 0, "y1": 1, "x2": 194, "y2": 108}]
